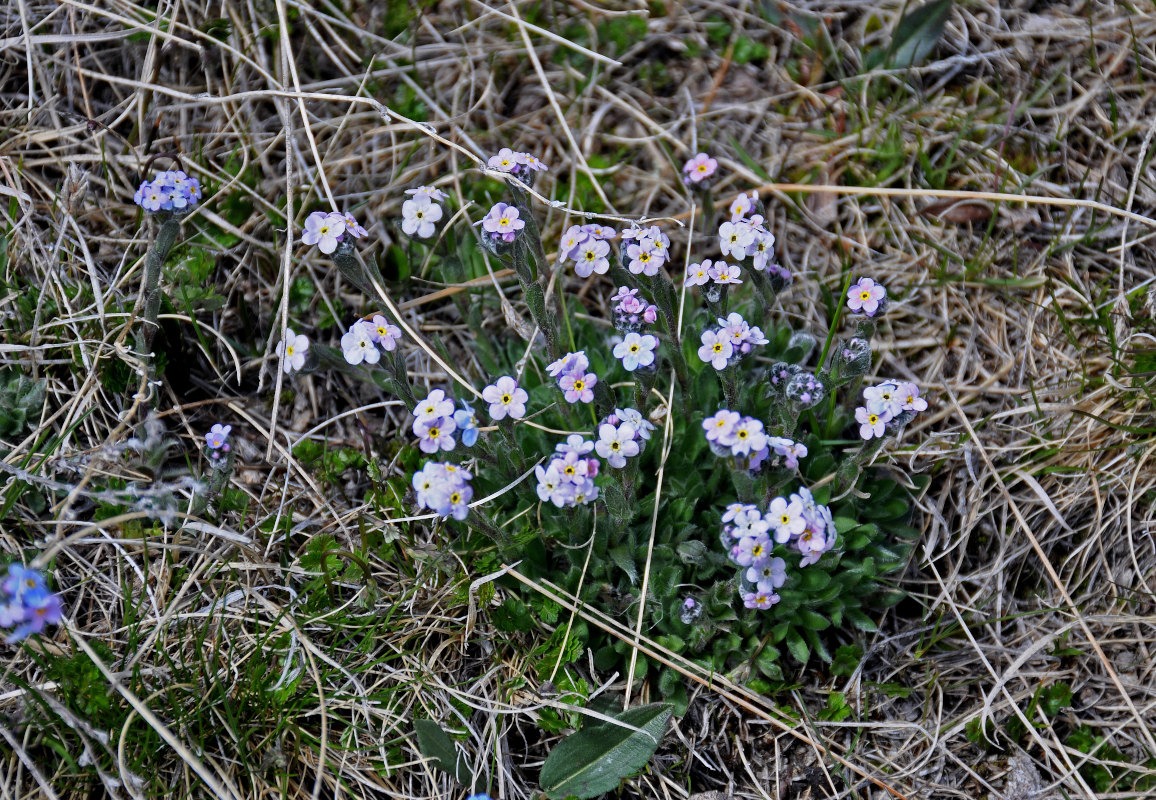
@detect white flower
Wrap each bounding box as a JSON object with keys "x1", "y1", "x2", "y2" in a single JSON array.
[
  {"x1": 302, "y1": 211, "x2": 346, "y2": 254},
  {"x1": 405, "y1": 185, "x2": 448, "y2": 203},
  {"x1": 341, "y1": 322, "x2": 380, "y2": 365},
  {"x1": 719, "y1": 221, "x2": 756, "y2": 260},
  {"x1": 614, "y1": 408, "x2": 655, "y2": 440},
  {"x1": 612, "y1": 332, "x2": 658, "y2": 371},
  {"x1": 766, "y1": 496, "x2": 806, "y2": 543},
  {"x1": 275, "y1": 328, "x2": 310, "y2": 373},
  {"x1": 401, "y1": 196, "x2": 443, "y2": 239},
  {"x1": 595, "y1": 422, "x2": 639, "y2": 469}
]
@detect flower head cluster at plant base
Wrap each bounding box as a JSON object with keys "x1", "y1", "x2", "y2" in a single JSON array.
[
  {"x1": 559, "y1": 223, "x2": 616, "y2": 277},
  {"x1": 536, "y1": 435, "x2": 599, "y2": 508},
  {"x1": 549, "y1": 351, "x2": 598, "y2": 404},
  {"x1": 697, "y1": 313, "x2": 768, "y2": 370},
  {"x1": 1, "y1": 564, "x2": 62, "y2": 643},
  {"x1": 133, "y1": 169, "x2": 202, "y2": 213},
  {"x1": 703, "y1": 410, "x2": 807, "y2": 471},
  {"x1": 412, "y1": 389, "x2": 480, "y2": 454}
]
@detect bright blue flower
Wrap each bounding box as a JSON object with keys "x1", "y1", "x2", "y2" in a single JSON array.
[{"x1": 454, "y1": 403, "x2": 479, "y2": 447}]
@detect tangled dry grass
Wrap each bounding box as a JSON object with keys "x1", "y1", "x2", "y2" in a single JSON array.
[{"x1": 1, "y1": 0, "x2": 1155, "y2": 798}]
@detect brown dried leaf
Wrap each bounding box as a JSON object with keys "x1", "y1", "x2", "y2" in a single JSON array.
[{"x1": 918, "y1": 199, "x2": 993, "y2": 223}]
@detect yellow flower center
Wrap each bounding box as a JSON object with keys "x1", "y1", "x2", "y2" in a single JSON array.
[
  {"x1": 501, "y1": 394, "x2": 511, "y2": 404},
  {"x1": 429, "y1": 427, "x2": 439, "y2": 438},
  {"x1": 574, "y1": 380, "x2": 585, "y2": 390},
  {"x1": 860, "y1": 291, "x2": 871, "y2": 300},
  {"x1": 629, "y1": 344, "x2": 639, "y2": 353},
  {"x1": 286, "y1": 345, "x2": 295, "y2": 356},
  {"x1": 713, "y1": 343, "x2": 723, "y2": 353},
  {"x1": 499, "y1": 217, "x2": 510, "y2": 226}
]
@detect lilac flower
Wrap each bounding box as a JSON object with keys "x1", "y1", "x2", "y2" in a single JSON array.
[
  {"x1": 401, "y1": 196, "x2": 443, "y2": 239},
  {"x1": 743, "y1": 590, "x2": 780, "y2": 610},
  {"x1": 205, "y1": 424, "x2": 231, "y2": 450},
  {"x1": 275, "y1": 328, "x2": 310, "y2": 374},
  {"x1": 573, "y1": 239, "x2": 611, "y2": 277},
  {"x1": 750, "y1": 230, "x2": 776, "y2": 271},
  {"x1": 726, "y1": 416, "x2": 768, "y2": 457},
  {"x1": 303, "y1": 211, "x2": 347, "y2": 254},
  {"x1": 719, "y1": 221, "x2": 756, "y2": 260},
  {"x1": 519, "y1": 152, "x2": 549, "y2": 172},
  {"x1": 482, "y1": 376, "x2": 528, "y2": 420},
  {"x1": 707, "y1": 261, "x2": 742, "y2": 285},
  {"x1": 414, "y1": 389, "x2": 456, "y2": 424},
  {"x1": 547, "y1": 351, "x2": 590, "y2": 379},
  {"x1": 703, "y1": 410, "x2": 740, "y2": 445},
  {"x1": 535, "y1": 463, "x2": 565, "y2": 505},
  {"x1": 728, "y1": 191, "x2": 757, "y2": 222},
  {"x1": 679, "y1": 596, "x2": 703, "y2": 624},
  {"x1": 897, "y1": 381, "x2": 928, "y2": 413},
  {"x1": 747, "y1": 557, "x2": 787, "y2": 593},
  {"x1": 341, "y1": 321, "x2": 380, "y2": 366},
  {"x1": 488, "y1": 148, "x2": 520, "y2": 172},
  {"x1": 339, "y1": 213, "x2": 367, "y2": 239},
  {"x1": 1, "y1": 564, "x2": 63, "y2": 643},
  {"x1": 640, "y1": 226, "x2": 670, "y2": 258},
  {"x1": 554, "y1": 436, "x2": 593, "y2": 458},
  {"x1": 555, "y1": 451, "x2": 591, "y2": 483},
  {"x1": 797, "y1": 508, "x2": 837, "y2": 567},
  {"x1": 582, "y1": 223, "x2": 616, "y2": 240},
  {"x1": 453, "y1": 403, "x2": 480, "y2": 447},
  {"x1": 481, "y1": 202, "x2": 525, "y2": 243},
  {"x1": 368, "y1": 315, "x2": 402, "y2": 351},
  {"x1": 855, "y1": 406, "x2": 886, "y2": 439},
  {"x1": 625, "y1": 240, "x2": 661, "y2": 276},
  {"x1": 405, "y1": 185, "x2": 449, "y2": 203},
  {"x1": 785, "y1": 371, "x2": 825, "y2": 408},
  {"x1": 414, "y1": 415, "x2": 458, "y2": 453},
  {"x1": 686, "y1": 261, "x2": 713, "y2": 288},
  {"x1": 847, "y1": 277, "x2": 887, "y2": 316},
  {"x1": 697, "y1": 330, "x2": 733, "y2": 370},
  {"x1": 559, "y1": 371, "x2": 597, "y2": 403},
  {"x1": 559, "y1": 225, "x2": 590, "y2": 260},
  {"x1": 768, "y1": 436, "x2": 807, "y2": 469},
  {"x1": 683, "y1": 152, "x2": 718, "y2": 184},
  {"x1": 536, "y1": 458, "x2": 597, "y2": 507},
  {"x1": 614, "y1": 407, "x2": 655, "y2": 440},
  {"x1": 595, "y1": 422, "x2": 639, "y2": 468},
  {"x1": 613, "y1": 332, "x2": 658, "y2": 371}
]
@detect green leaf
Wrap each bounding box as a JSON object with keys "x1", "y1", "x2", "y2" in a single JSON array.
[
  {"x1": 413, "y1": 720, "x2": 473, "y2": 787},
  {"x1": 539, "y1": 703, "x2": 673, "y2": 800},
  {"x1": 845, "y1": 608, "x2": 878, "y2": 632},
  {"x1": 887, "y1": 0, "x2": 952, "y2": 68},
  {"x1": 784, "y1": 627, "x2": 810, "y2": 663},
  {"x1": 609, "y1": 545, "x2": 638, "y2": 585}
]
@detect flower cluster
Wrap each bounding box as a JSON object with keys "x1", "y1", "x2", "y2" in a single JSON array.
[
  {"x1": 560, "y1": 223, "x2": 617, "y2": 278},
  {"x1": 487, "y1": 148, "x2": 549, "y2": 175},
  {"x1": 133, "y1": 169, "x2": 202, "y2": 213},
  {"x1": 402, "y1": 187, "x2": 447, "y2": 240},
  {"x1": 481, "y1": 376, "x2": 528, "y2": 420},
  {"x1": 276, "y1": 328, "x2": 310, "y2": 374},
  {"x1": 686, "y1": 259, "x2": 742, "y2": 289},
  {"x1": 205, "y1": 423, "x2": 231, "y2": 451},
  {"x1": 536, "y1": 435, "x2": 600, "y2": 508},
  {"x1": 303, "y1": 210, "x2": 368, "y2": 254},
  {"x1": 342, "y1": 315, "x2": 402, "y2": 366},
  {"x1": 610, "y1": 287, "x2": 658, "y2": 332},
  {"x1": 596, "y1": 408, "x2": 653, "y2": 468},
  {"x1": 412, "y1": 462, "x2": 473, "y2": 520},
  {"x1": 847, "y1": 277, "x2": 887, "y2": 316},
  {"x1": 854, "y1": 380, "x2": 927, "y2": 440},
  {"x1": 703, "y1": 409, "x2": 809, "y2": 471},
  {"x1": 697, "y1": 313, "x2": 768, "y2": 370},
  {"x1": 412, "y1": 389, "x2": 480, "y2": 453},
  {"x1": 1, "y1": 564, "x2": 62, "y2": 643},
  {"x1": 721, "y1": 486, "x2": 837, "y2": 609},
  {"x1": 620, "y1": 225, "x2": 672, "y2": 276},
  {"x1": 682, "y1": 152, "x2": 718, "y2": 185}
]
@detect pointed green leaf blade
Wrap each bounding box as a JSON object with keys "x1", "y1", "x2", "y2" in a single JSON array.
[
  {"x1": 887, "y1": 0, "x2": 952, "y2": 69},
  {"x1": 413, "y1": 719, "x2": 473, "y2": 787},
  {"x1": 540, "y1": 702, "x2": 673, "y2": 800}
]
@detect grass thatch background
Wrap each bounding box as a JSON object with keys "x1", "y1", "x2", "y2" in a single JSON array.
[{"x1": 2, "y1": 0, "x2": 1155, "y2": 798}]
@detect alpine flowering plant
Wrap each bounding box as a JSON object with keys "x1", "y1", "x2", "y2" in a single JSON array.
[{"x1": 297, "y1": 142, "x2": 930, "y2": 707}]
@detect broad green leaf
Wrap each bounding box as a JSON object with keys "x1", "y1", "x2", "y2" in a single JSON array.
[
  {"x1": 540, "y1": 703, "x2": 673, "y2": 800},
  {"x1": 413, "y1": 720, "x2": 473, "y2": 787}
]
